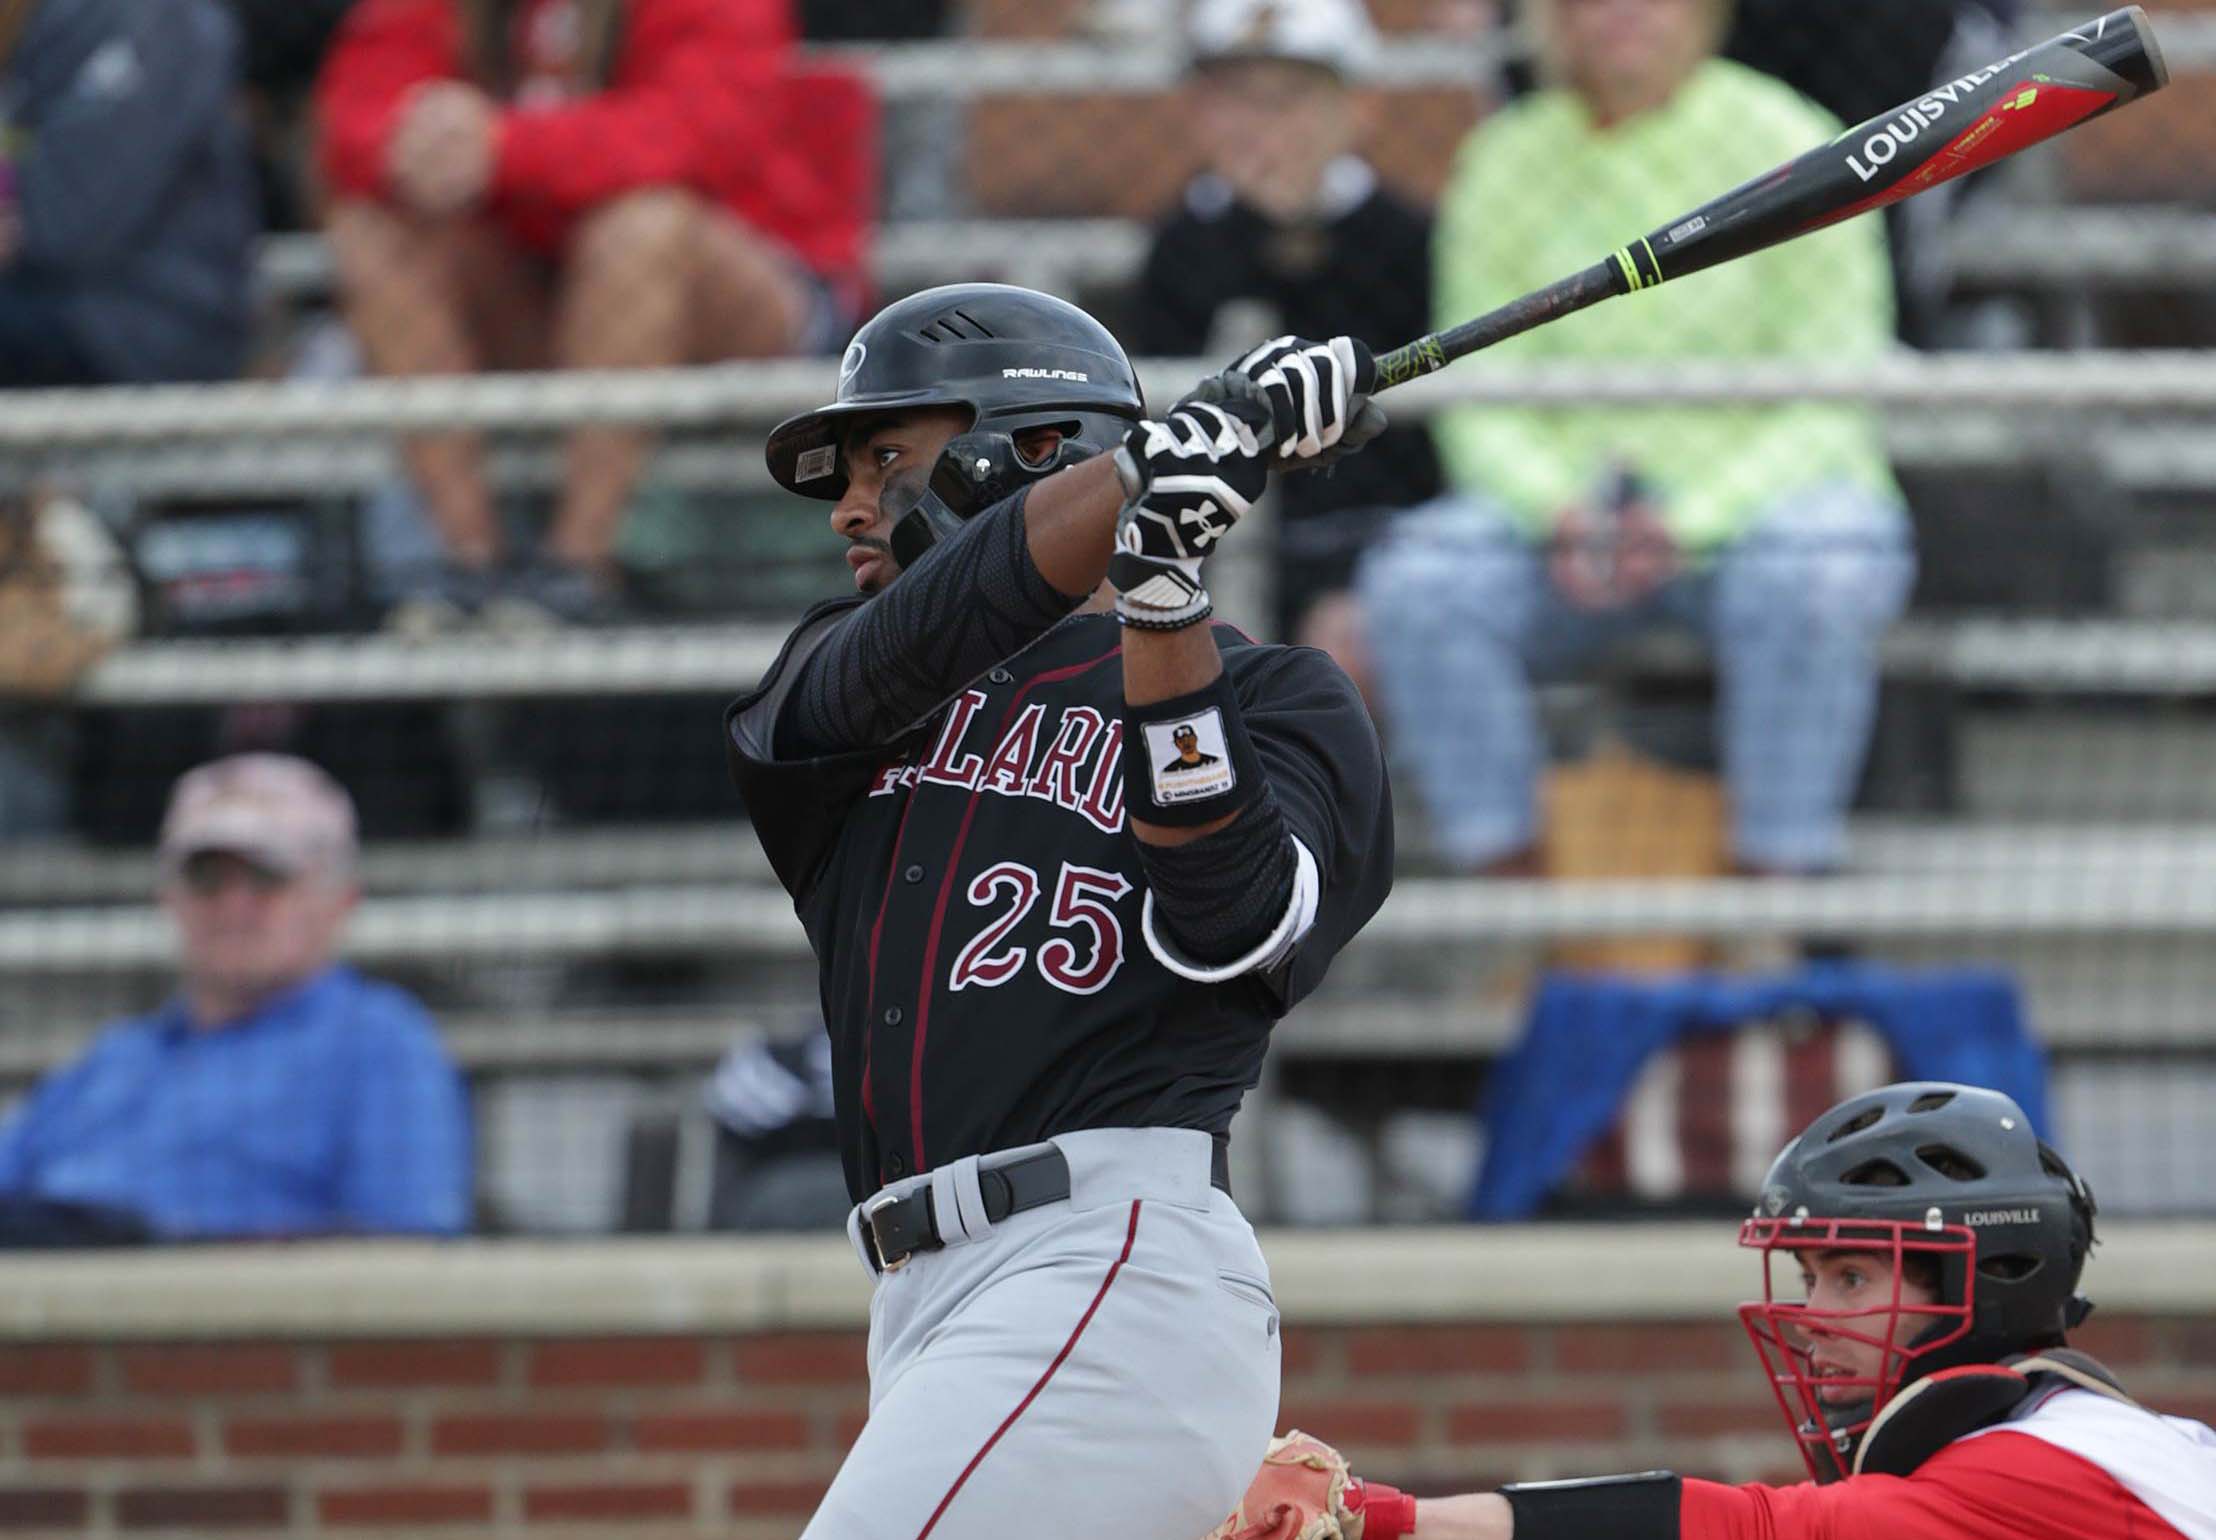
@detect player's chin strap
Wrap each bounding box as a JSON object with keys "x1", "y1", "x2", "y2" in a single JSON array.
[{"x1": 1852, "y1": 1348, "x2": 2140, "y2": 1480}]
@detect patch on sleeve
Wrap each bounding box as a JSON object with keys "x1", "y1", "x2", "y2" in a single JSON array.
[
  {"x1": 795, "y1": 444, "x2": 839, "y2": 483},
  {"x1": 1141, "y1": 708, "x2": 1236, "y2": 807}
]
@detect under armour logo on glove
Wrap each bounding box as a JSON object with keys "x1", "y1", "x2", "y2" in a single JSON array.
[
  {"x1": 1122, "y1": 396, "x2": 1271, "y2": 558},
  {"x1": 1109, "y1": 389, "x2": 1275, "y2": 630},
  {"x1": 1227, "y1": 335, "x2": 1387, "y2": 469}
]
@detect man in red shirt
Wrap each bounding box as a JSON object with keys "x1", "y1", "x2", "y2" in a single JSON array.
[
  {"x1": 1209, "y1": 1082, "x2": 2216, "y2": 1540},
  {"x1": 316, "y1": 0, "x2": 838, "y2": 628}
]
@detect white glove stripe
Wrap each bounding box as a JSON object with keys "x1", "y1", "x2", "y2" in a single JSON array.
[
  {"x1": 1152, "y1": 474, "x2": 1255, "y2": 519},
  {"x1": 1181, "y1": 399, "x2": 1262, "y2": 460},
  {"x1": 1238, "y1": 336, "x2": 1297, "y2": 375},
  {"x1": 1288, "y1": 347, "x2": 1327, "y2": 457}
]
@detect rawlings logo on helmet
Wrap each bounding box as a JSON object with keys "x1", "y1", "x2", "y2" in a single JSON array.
[{"x1": 840, "y1": 340, "x2": 868, "y2": 386}]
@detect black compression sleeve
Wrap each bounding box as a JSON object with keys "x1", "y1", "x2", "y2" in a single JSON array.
[
  {"x1": 778, "y1": 488, "x2": 1084, "y2": 757},
  {"x1": 1135, "y1": 784, "x2": 1298, "y2": 966},
  {"x1": 1501, "y1": 1473, "x2": 1681, "y2": 1540}
]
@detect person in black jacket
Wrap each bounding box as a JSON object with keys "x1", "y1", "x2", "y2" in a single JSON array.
[
  {"x1": 0, "y1": 0, "x2": 255, "y2": 386},
  {"x1": 1131, "y1": 0, "x2": 1440, "y2": 658},
  {"x1": 1721, "y1": 0, "x2": 2021, "y2": 343}
]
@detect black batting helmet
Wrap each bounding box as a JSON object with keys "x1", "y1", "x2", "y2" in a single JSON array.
[
  {"x1": 765, "y1": 283, "x2": 1144, "y2": 502},
  {"x1": 1738, "y1": 1082, "x2": 2098, "y2": 1480}
]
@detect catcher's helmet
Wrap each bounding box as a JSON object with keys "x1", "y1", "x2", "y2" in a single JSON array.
[
  {"x1": 1737, "y1": 1082, "x2": 2097, "y2": 1481},
  {"x1": 765, "y1": 283, "x2": 1144, "y2": 503}
]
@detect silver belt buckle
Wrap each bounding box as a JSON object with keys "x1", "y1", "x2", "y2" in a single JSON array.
[{"x1": 863, "y1": 1190, "x2": 911, "y2": 1274}]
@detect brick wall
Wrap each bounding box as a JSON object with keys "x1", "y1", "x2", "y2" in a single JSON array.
[{"x1": 3, "y1": 1314, "x2": 2211, "y2": 1538}]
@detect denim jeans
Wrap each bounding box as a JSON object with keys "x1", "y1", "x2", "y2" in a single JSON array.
[{"x1": 1355, "y1": 483, "x2": 1915, "y2": 873}]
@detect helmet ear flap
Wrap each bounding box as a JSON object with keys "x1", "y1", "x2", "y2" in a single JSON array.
[
  {"x1": 888, "y1": 429, "x2": 1109, "y2": 571},
  {"x1": 928, "y1": 429, "x2": 1103, "y2": 519}
]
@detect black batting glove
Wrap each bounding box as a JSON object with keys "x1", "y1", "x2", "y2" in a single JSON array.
[
  {"x1": 1224, "y1": 334, "x2": 1387, "y2": 470},
  {"x1": 1108, "y1": 380, "x2": 1275, "y2": 630}
]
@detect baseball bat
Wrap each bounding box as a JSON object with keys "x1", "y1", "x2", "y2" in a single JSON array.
[{"x1": 1372, "y1": 6, "x2": 2168, "y2": 390}]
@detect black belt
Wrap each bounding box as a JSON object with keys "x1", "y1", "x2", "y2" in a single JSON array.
[{"x1": 860, "y1": 1137, "x2": 1232, "y2": 1275}]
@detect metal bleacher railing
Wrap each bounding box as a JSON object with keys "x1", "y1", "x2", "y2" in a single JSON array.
[
  {"x1": 13, "y1": 18, "x2": 2216, "y2": 1224},
  {"x1": 13, "y1": 345, "x2": 2216, "y2": 1096}
]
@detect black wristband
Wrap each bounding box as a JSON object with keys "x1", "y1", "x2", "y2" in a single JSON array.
[
  {"x1": 1501, "y1": 1473, "x2": 1681, "y2": 1540},
  {"x1": 1123, "y1": 671, "x2": 1262, "y2": 829}
]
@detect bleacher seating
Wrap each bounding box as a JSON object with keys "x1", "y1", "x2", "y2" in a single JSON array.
[{"x1": 15, "y1": 12, "x2": 2216, "y2": 1229}]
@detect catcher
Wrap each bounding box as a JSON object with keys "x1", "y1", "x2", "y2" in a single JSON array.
[{"x1": 1209, "y1": 1082, "x2": 2216, "y2": 1540}]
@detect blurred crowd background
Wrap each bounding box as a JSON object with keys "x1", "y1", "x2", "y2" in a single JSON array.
[{"x1": 3, "y1": 0, "x2": 2215, "y2": 1244}]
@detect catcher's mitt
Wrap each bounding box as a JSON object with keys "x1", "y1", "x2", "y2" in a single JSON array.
[{"x1": 1203, "y1": 1431, "x2": 1416, "y2": 1540}]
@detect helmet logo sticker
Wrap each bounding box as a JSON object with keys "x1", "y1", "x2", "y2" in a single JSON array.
[
  {"x1": 1002, "y1": 367, "x2": 1090, "y2": 382},
  {"x1": 1761, "y1": 1185, "x2": 1791, "y2": 1217},
  {"x1": 840, "y1": 341, "x2": 868, "y2": 386},
  {"x1": 1962, "y1": 1207, "x2": 2041, "y2": 1226},
  {"x1": 796, "y1": 445, "x2": 839, "y2": 483}
]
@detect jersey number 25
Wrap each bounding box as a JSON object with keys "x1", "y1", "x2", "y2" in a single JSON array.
[{"x1": 949, "y1": 861, "x2": 1134, "y2": 996}]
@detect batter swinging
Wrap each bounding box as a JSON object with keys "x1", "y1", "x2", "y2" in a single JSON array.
[{"x1": 726, "y1": 284, "x2": 1393, "y2": 1538}]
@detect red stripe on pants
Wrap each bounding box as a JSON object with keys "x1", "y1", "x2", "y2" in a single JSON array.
[{"x1": 914, "y1": 1200, "x2": 1144, "y2": 1539}]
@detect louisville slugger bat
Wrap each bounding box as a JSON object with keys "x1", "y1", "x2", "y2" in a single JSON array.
[{"x1": 1372, "y1": 6, "x2": 2168, "y2": 390}]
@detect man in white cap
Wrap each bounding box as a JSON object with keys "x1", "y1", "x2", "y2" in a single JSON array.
[
  {"x1": 1131, "y1": 0, "x2": 1440, "y2": 659},
  {"x1": 0, "y1": 754, "x2": 471, "y2": 1241}
]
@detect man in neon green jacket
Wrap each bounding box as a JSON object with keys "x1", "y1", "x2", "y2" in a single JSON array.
[{"x1": 1356, "y1": 0, "x2": 1913, "y2": 875}]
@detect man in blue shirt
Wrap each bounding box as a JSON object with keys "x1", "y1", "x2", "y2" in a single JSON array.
[{"x1": 0, "y1": 754, "x2": 472, "y2": 1239}]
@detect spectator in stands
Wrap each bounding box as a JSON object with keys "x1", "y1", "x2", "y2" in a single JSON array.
[
  {"x1": 0, "y1": 754, "x2": 472, "y2": 1242},
  {"x1": 1133, "y1": 0, "x2": 1439, "y2": 652},
  {"x1": 703, "y1": 1029, "x2": 849, "y2": 1231},
  {"x1": 316, "y1": 0, "x2": 837, "y2": 629},
  {"x1": 217, "y1": 0, "x2": 362, "y2": 232},
  {"x1": 1721, "y1": 0, "x2": 2021, "y2": 343},
  {"x1": 797, "y1": 0, "x2": 946, "y2": 39},
  {"x1": 0, "y1": 0, "x2": 256, "y2": 388},
  {"x1": 1355, "y1": 0, "x2": 1913, "y2": 877},
  {"x1": 0, "y1": 492, "x2": 136, "y2": 839}
]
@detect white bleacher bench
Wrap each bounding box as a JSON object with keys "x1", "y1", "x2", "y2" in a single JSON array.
[
  {"x1": 42, "y1": 413, "x2": 2216, "y2": 500},
  {"x1": 6, "y1": 859, "x2": 2216, "y2": 969},
  {"x1": 73, "y1": 624, "x2": 784, "y2": 706},
  {"x1": 9, "y1": 817, "x2": 2209, "y2": 909},
  {"x1": 0, "y1": 1000, "x2": 1520, "y2": 1082},
  {"x1": 1947, "y1": 208, "x2": 2216, "y2": 290},
  {"x1": 815, "y1": 15, "x2": 2216, "y2": 101},
  {"x1": 0, "y1": 823, "x2": 777, "y2": 906},
  {"x1": 63, "y1": 616, "x2": 2216, "y2": 707},
  {"x1": 255, "y1": 210, "x2": 2216, "y2": 317},
  {"x1": 0, "y1": 1011, "x2": 766, "y2": 1084}
]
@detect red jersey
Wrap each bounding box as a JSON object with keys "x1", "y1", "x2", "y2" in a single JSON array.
[
  {"x1": 1683, "y1": 1389, "x2": 2216, "y2": 1540},
  {"x1": 316, "y1": 0, "x2": 843, "y2": 268}
]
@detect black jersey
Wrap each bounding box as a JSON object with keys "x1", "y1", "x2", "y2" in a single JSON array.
[{"x1": 727, "y1": 602, "x2": 1392, "y2": 1202}]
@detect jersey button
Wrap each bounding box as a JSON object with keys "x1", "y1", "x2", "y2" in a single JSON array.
[
  {"x1": 988, "y1": 668, "x2": 1013, "y2": 684},
  {"x1": 904, "y1": 864, "x2": 924, "y2": 884},
  {"x1": 884, "y1": 1006, "x2": 904, "y2": 1025}
]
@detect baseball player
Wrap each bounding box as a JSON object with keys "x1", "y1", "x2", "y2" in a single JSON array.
[
  {"x1": 725, "y1": 282, "x2": 1394, "y2": 1538},
  {"x1": 1210, "y1": 1082, "x2": 2216, "y2": 1540}
]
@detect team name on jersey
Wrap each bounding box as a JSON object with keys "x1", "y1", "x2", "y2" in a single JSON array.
[{"x1": 867, "y1": 688, "x2": 1127, "y2": 833}]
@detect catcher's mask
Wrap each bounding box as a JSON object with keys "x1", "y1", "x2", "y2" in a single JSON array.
[
  {"x1": 766, "y1": 283, "x2": 1143, "y2": 572},
  {"x1": 1735, "y1": 1082, "x2": 2097, "y2": 1483}
]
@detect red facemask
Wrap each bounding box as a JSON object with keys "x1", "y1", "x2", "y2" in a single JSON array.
[{"x1": 1736, "y1": 1215, "x2": 1977, "y2": 1481}]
